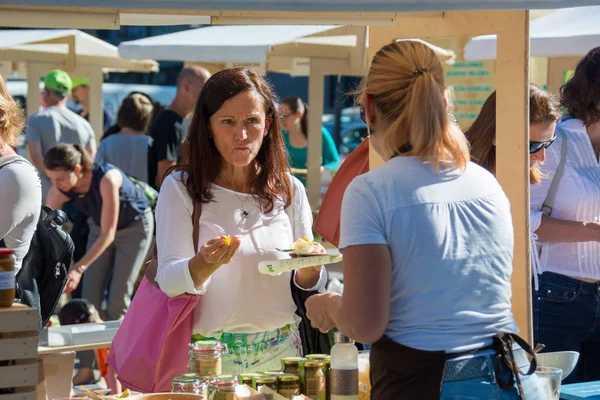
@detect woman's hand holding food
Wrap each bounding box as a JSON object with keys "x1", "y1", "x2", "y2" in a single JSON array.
[
  {"x1": 189, "y1": 235, "x2": 241, "y2": 288},
  {"x1": 199, "y1": 235, "x2": 241, "y2": 267},
  {"x1": 293, "y1": 239, "x2": 326, "y2": 288}
]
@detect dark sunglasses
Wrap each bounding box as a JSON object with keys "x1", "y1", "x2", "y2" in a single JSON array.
[{"x1": 530, "y1": 137, "x2": 555, "y2": 154}]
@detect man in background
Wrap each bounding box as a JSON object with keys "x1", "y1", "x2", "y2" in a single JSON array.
[
  {"x1": 71, "y1": 77, "x2": 113, "y2": 134},
  {"x1": 25, "y1": 70, "x2": 96, "y2": 199},
  {"x1": 147, "y1": 65, "x2": 210, "y2": 189}
]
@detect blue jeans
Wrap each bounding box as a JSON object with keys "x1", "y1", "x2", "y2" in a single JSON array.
[
  {"x1": 440, "y1": 348, "x2": 545, "y2": 399},
  {"x1": 533, "y1": 271, "x2": 600, "y2": 383}
]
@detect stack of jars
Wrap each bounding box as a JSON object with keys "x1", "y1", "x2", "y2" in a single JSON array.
[
  {"x1": 235, "y1": 355, "x2": 330, "y2": 400},
  {"x1": 171, "y1": 340, "x2": 233, "y2": 399}
]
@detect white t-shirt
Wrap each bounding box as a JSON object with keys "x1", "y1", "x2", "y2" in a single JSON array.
[
  {"x1": 0, "y1": 155, "x2": 41, "y2": 273},
  {"x1": 155, "y1": 172, "x2": 323, "y2": 338},
  {"x1": 531, "y1": 118, "x2": 600, "y2": 280},
  {"x1": 340, "y1": 157, "x2": 518, "y2": 352}
]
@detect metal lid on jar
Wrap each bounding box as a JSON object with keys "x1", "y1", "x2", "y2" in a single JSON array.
[
  {"x1": 173, "y1": 373, "x2": 203, "y2": 383},
  {"x1": 304, "y1": 360, "x2": 324, "y2": 368},
  {"x1": 278, "y1": 375, "x2": 300, "y2": 383},
  {"x1": 0, "y1": 248, "x2": 15, "y2": 257},
  {"x1": 239, "y1": 373, "x2": 262, "y2": 379},
  {"x1": 261, "y1": 371, "x2": 286, "y2": 376},
  {"x1": 282, "y1": 357, "x2": 306, "y2": 365},
  {"x1": 256, "y1": 376, "x2": 278, "y2": 384},
  {"x1": 189, "y1": 340, "x2": 226, "y2": 352},
  {"x1": 305, "y1": 354, "x2": 328, "y2": 360}
]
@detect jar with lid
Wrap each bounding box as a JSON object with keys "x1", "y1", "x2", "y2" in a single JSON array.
[
  {"x1": 171, "y1": 373, "x2": 209, "y2": 397},
  {"x1": 281, "y1": 357, "x2": 306, "y2": 393},
  {"x1": 210, "y1": 374, "x2": 238, "y2": 400},
  {"x1": 0, "y1": 248, "x2": 15, "y2": 308},
  {"x1": 238, "y1": 373, "x2": 262, "y2": 389},
  {"x1": 256, "y1": 376, "x2": 278, "y2": 400},
  {"x1": 305, "y1": 354, "x2": 329, "y2": 361},
  {"x1": 304, "y1": 360, "x2": 326, "y2": 400},
  {"x1": 189, "y1": 340, "x2": 227, "y2": 376},
  {"x1": 277, "y1": 374, "x2": 301, "y2": 399}
]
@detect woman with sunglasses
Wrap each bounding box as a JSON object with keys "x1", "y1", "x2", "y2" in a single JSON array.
[
  {"x1": 467, "y1": 84, "x2": 560, "y2": 184},
  {"x1": 529, "y1": 47, "x2": 600, "y2": 384}
]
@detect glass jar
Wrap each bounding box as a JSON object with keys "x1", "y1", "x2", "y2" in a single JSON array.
[
  {"x1": 238, "y1": 373, "x2": 262, "y2": 389},
  {"x1": 189, "y1": 340, "x2": 227, "y2": 376},
  {"x1": 210, "y1": 374, "x2": 238, "y2": 400},
  {"x1": 256, "y1": 375, "x2": 278, "y2": 399},
  {"x1": 304, "y1": 360, "x2": 326, "y2": 400},
  {"x1": 278, "y1": 374, "x2": 301, "y2": 399},
  {"x1": 171, "y1": 373, "x2": 208, "y2": 396},
  {"x1": 0, "y1": 248, "x2": 15, "y2": 308},
  {"x1": 282, "y1": 357, "x2": 306, "y2": 393},
  {"x1": 324, "y1": 357, "x2": 331, "y2": 400}
]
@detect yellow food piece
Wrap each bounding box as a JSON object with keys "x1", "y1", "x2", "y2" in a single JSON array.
[
  {"x1": 110, "y1": 389, "x2": 130, "y2": 398},
  {"x1": 224, "y1": 235, "x2": 231, "y2": 246}
]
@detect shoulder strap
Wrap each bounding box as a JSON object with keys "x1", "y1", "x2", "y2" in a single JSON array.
[
  {"x1": 191, "y1": 201, "x2": 201, "y2": 253},
  {"x1": 541, "y1": 127, "x2": 568, "y2": 216}
]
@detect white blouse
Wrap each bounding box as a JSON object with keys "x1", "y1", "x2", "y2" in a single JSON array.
[
  {"x1": 530, "y1": 118, "x2": 600, "y2": 283},
  {"x1": 155, "y1": 172, "x2": 325, "y2": 338}
]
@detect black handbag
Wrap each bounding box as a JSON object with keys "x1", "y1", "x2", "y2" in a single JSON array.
[{"x1": 290, "y1": 270, "x2": 334, "y2": 356}]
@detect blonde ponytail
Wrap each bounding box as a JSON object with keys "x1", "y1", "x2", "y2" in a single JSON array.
[{"x1": 361, "y1": 40, "x2": 469, "y2": 171}]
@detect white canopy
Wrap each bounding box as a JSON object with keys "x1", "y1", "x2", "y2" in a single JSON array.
[
  {"x1": 0, "y1": 29, "x2": 158, "y2": 72},
  {"x1": 119, "y1": 25, "x2": 339, "y2": 64},
  {"x1": 464, "y1": 6, "x2": 600, "y2": 60}
]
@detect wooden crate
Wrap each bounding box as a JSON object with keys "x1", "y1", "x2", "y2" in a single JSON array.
[{"x1": 0, "y1": 304, "x2": 39, "y2": 400}]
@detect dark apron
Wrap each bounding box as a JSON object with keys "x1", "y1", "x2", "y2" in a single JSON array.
[{"x1": 370, "y1": 333, "x2": 537, "y2": 400}]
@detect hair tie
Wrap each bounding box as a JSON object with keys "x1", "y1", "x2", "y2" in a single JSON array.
[{"x1": 413, "y1": 68, "x2": 428, "y2": 77}]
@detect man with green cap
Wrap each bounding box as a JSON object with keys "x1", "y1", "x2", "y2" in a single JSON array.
[
  {"x1": 71, "y1": 77, "x2": 112, "y2": 133},
  {"x1": 25, "y1": 69, "x2": 97, "y2": 199}
]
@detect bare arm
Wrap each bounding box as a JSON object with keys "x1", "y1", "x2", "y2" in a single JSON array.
[
  {"x1": 156, "y1": 160, "x2": 176, "y2": 188},
  {"x1": 535, "y1": 214, "x2": 600, "y2": 243},
  {"x1": 74, "y1": 170, "x2": 121, "y2": 271},
  {"x1": 46, "y1": 186, "x2": 69, "y2": 210},
  {"x1": 27, "y1": 142, "x2": 46, "y2": 177},
  {"x1": 307, "y1": 244, "x2": 392, "y2": 344}
]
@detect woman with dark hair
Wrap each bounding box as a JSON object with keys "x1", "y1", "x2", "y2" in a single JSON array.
[
  {"x1": 155, "y1": 68, "x2": 326, "y2": 374},
  {"x1": 467, "y1": 84, "x2": 561, "y2": 183},
  {"x1": 44, "y1": 144, "x2": 154, "y2": 321},
  {"x1": 530, "y1": 46, "x2": 600, "y2": 383},
  {"x1": 279, "y1": 95, "x2": 339, "y2": 185}
]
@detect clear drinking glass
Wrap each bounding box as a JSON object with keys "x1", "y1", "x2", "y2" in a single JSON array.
[{"x1": 535, "y1": 366, "x2": 563, "y2": 400}]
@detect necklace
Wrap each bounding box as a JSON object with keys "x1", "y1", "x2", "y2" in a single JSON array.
[{"x1": 233, "y1": 191, "x2": 252, "y2": 218}]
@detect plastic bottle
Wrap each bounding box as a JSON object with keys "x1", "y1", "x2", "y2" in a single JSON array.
[{"x1": 330, "y1": 331, "x2": 359, "y2": 400}]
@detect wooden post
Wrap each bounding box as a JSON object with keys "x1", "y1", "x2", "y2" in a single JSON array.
[
  {"x1": 26, "y1": 63, "x2": 45, "y2": 117},
  {"x1": 306, "y1": 58, "x2": 326, "y2": 210},
  {"x1": 496, "y1": 10, "x2": 531, "y2": 342},
  {"x1": 88, "y1": 68, "x2": 104, "y2": 143}
]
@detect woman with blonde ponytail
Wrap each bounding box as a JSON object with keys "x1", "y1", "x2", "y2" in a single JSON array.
[{"x1": 305, "y1": 40, "x2": 544, "y2": 399}]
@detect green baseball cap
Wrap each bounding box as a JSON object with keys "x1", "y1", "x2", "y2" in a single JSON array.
[
  {"x1": 43, "y1": 69, "x2": 72, "y2": 94},
  {"x1": 71, "y1": 77, "x2": 90, "y2": 89}
]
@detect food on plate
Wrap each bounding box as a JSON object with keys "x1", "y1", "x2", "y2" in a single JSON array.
[
  {"x1": 223, "y1": 235, "x2": 231, "y2": 246},
  {"x1": 292, "y1": 237, "x2": 315, "y2": 253}
]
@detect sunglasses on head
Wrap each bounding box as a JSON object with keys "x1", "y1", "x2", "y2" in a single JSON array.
[{"x1": 529, "y1": 137, "x2": 555, "y2": 154}]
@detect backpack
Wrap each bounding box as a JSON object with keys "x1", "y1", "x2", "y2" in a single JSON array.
[
  {"x1": 0, "y1": 160, "x2": 74, "y2": 330},
  {"x1": 126, "y1": 174, "x2": 158, "y2": 211}
]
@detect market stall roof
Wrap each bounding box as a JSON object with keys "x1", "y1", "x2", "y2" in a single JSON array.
[
  {"x1": 118, "y1": 25, "x2": 456, "y2": 67},
  {"x1": 119, "y1": 25, "x2": 339, "y2": 64},
  {"x1": 464, "y1": 6, "x2": 600, "y2": 60},
  {"x1": 1, "y1": 0, "x2": 599, "y2": 12},
  {"x1": 0, "y1": 29, "x2": 158, "y2": 72}
]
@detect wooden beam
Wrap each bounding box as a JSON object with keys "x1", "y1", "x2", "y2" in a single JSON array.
[
  {"x1": 307, "y1": 59, "x2": 327, "y2": 210},
  {"x1": 496, "y1": 10, "x2": 532, "y2": 343},
  {"x1": 0, "y1": 8, "x2": 118, "y2": 29},
  {"x1": 88, "y1": 68, "x2": 104, "y2": 143},
  {"x1": 270, "y1": 43, "x2": 353, "y2": 60},
  {"x1": 25, "y1": 63, "x2": 45, "y2": 117}
]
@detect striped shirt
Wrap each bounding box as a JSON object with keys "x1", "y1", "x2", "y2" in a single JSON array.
[{"x1": 531, "y1": 118, "x2": 600, "y2": 280}]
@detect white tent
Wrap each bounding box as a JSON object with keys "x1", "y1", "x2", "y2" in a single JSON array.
[
  {"x1": 464, "y1": 6, "x2": 600, "y2": 60},
  {"x1": 0, "y1": 29, "x2": 158, "y2": 138}
]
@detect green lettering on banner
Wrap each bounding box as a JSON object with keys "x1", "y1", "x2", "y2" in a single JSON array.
[
  {"x1": 468, "y1": 70, "x2": 490, "y2": 77},
  {"x1": 446, "y1": 71, "x2": 467, "y2": 77}
]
